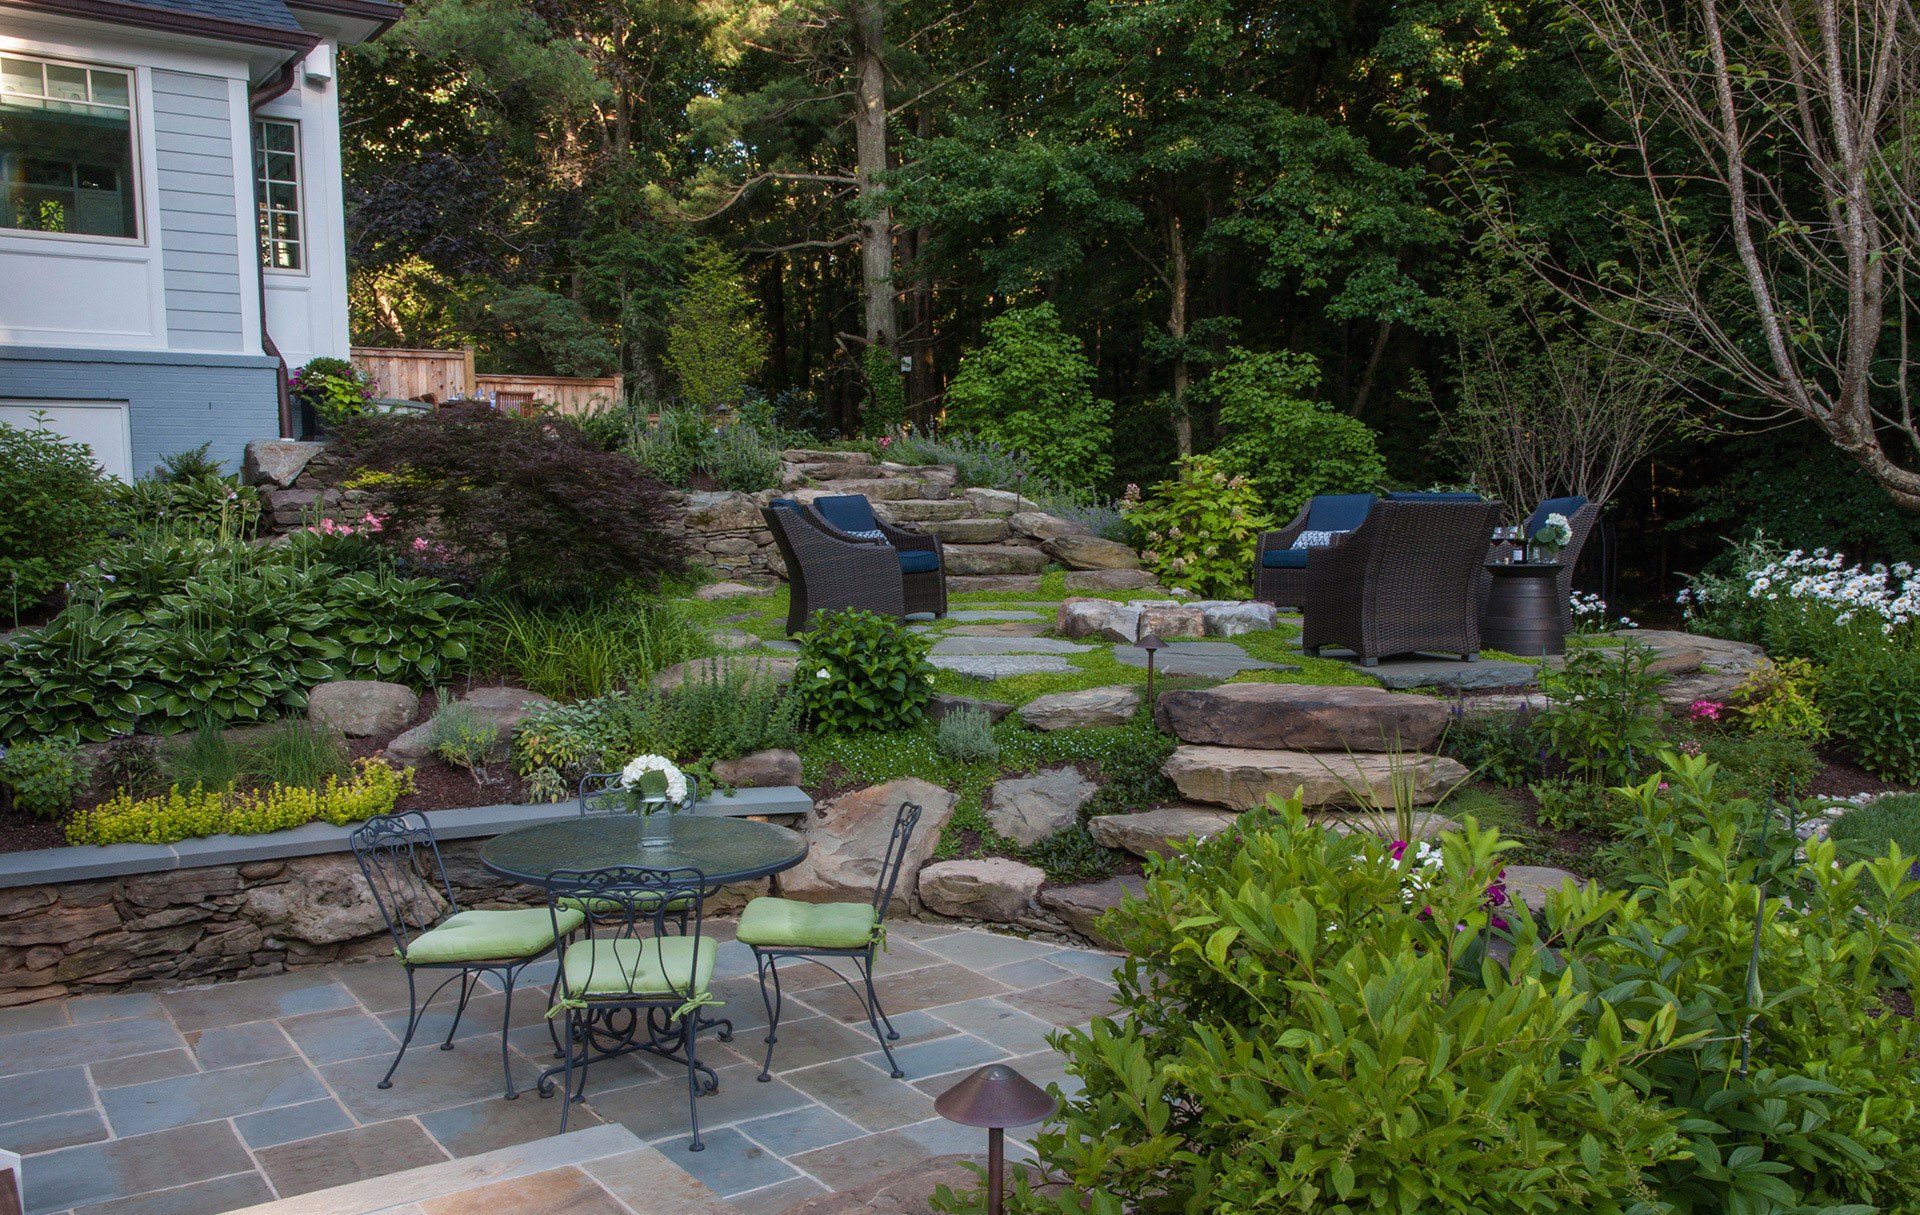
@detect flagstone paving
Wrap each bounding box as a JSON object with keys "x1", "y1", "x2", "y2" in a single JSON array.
[{"x1": 0, "y1": 921, "x2": 1117, "y2": 1215}]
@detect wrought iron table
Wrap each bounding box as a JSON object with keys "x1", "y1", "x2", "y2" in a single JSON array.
[
  {"x1": 1480, "y1": 561, "x2": 1567, "y2": 656},
  {"x1": 479, "y1": 814, "x2": 808, "y2": 1118}
]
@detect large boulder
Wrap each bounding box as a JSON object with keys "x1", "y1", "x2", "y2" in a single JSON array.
[
  {"x1": 243, "y1": 439, "x2": 328, "y2": 489},
  {"x1": 1018, "y1": 685, "x2": 1142, "y2": 731},
  {"x1": 781, "y1": 778, "x2": 959, "y2": 907},
  {"x1": 1660, "y1": 671, "x2": 1747, "y2": 711},
  {"x1": 1163, "y1": 745, "x2": 1470, "y2": 810},
  {"x1": 988, "y1": 769, "x2": 1098, "y2": 845},
  {"x1": 1137, "y1": 603, "x2": 1205, "y2": 640},
  {"x1": 877, "y1": 499, "x2": 973, "y2": 523},
  {"x1": 1056, "y1": 598, "x2": 1142, "y2": 643},
  {"x1": 242, "y1": 855, "x2": 433, "y2": 944},
  {"x1": 682, "y1": 491, "x2": 769, "y2": 531},
  {"x1": 1598, "y1": 629, "x2": 1767, "y2": 677},
  {"x1": 1088, "y1": 807, "x2": 1239, "y2": 858},
  {"x1": 1154, "y1": 683, "x2": 1450, "y2": 752},
  {"x1": 1039, "y1": 875, "x2": 1145, "y2": 948},
  {"x1": 1043, "y1": 534, "x2": 1140, "y2": 571},
  {"x1": 1500, "y1": 864, "x2": 1590, "y2": 912},
  {"x1": 653, "y1": 655, "x2": 800, "y2": 691},
  {"x1": 1065, "y1": 569, "x2": 1160, "y2": 591},
  {"x1": 944, "y1": 544, "x2": 1049, "y2": 576},
  {"x1": 712, "y1": 748, "x2": 803, "y2": 788},
  {"x1": 386, "y1": 685, "x2": 554, "y2": 762},
  {"x1": 921, "y1": 517, "x2": 1010, "y2": 544},
  {"x1": 782, "y1": 448, "x2": 873, "y2": 465},
  {"x1": 1009, "y1": 511, "x2": 1090, "y2": 543},
  {"x1": 917, "y1": 859, "x2": 1045, "y2": 922},
  {"x1": 306, "y1": 680, "x2": 416, "y2": 738},
  {"x1": 1196, "y1": 600, "x2": 1278, "y2": 637}
]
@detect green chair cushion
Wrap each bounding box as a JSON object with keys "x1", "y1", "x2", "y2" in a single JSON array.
[
  {"x1": 557, "y1": 894, "x2": 693, "y2": 917},
  {"x1": 561, "y1": 935, "x2": 716, "y2": 998},
  {"x1": 734, "y1": 897, "x2": 879, "y2": 950},
  {"x1": 404, "y1": 907, "x2": 584, "y2": 965}
]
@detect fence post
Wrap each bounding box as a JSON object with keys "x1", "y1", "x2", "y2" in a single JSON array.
[{"x1": 461, "y1": 347, "x2": 477, "y2": 398}]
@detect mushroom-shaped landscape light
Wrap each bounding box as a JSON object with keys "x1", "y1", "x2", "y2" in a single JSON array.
[
  {"x1": 935, "y1": 1064, "x2": 1059, "y2": 1215},
  {"x1": 1134, "y1": 631, "x2": 1166, "y2": 702}
]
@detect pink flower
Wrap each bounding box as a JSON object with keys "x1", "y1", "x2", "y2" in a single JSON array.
[
  {"x1": 1390, "y1": 840, "x2": 1409, "y2": 861},
  {"x1": 411, "y1": 537, "x2": 430, "y2": 552},
  {"x1": 362, "y1": 512, "x2": 385, "y2": 533},
  {"x1": 878, "y1": 436, "x2": 893, "y2": 448},
  {"x1": 1688, "y1": 699, "x2": 1723, "y2": 721}
]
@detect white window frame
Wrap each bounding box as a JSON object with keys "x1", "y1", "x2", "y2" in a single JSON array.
[
  {"x1": 254, "y1": 116, "x2": 305, "y2": 274},
  {"x1": 0, "y1": 52, "x2": 143, "y2": 246}
]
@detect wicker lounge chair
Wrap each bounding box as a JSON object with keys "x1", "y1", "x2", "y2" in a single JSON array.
[
  {"x1": 1478, "y1": 496, "x2": 1600, "y2": 633},
  {"x1": 1253, "y1": 493, "x2": 1377, "y2": 609},
  {"x1": 806, "y1": 494, "x2": 948, "y2": 621},
  {"x1": 1299, "y1": 499, "x2": 1503, "y2": 666},
  {"x1": 763, "y1": 499, "x2": 907, "y2": 634}
]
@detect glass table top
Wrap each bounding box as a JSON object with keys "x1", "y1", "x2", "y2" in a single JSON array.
[{"x1": 480, "y1": 814, "x2": 808, "y2": 887}]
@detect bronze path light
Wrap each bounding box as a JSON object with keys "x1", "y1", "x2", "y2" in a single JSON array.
[{"x1": 935, "y1": 1063, "x2": 1059, "y2": 1215}]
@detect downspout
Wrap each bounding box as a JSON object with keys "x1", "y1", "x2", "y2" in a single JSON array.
[{"x1": 250, "y1": 58, "x2": 304, "y2": 439}]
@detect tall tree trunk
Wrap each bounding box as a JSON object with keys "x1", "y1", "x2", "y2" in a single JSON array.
[
  {"x1": 850, "y1": 0, "x2": 897, "y2": 355},
  {"x1": 1167, "y1": 208, "x2": 1192, "y2": 455},
  {"x1": 766, "y1": 254, "x2": 790, "y2": 390},
  {"x1": 1350, "y1": 319, "x2": 1393, "y2": 416}
]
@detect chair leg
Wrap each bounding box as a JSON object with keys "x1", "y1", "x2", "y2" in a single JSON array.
[
  {"x1": 858, "y1": 955, "x2": 905, "y2": 1079},
  {"x1": 1303, "y1": 645, "x2": 1320, "y2": 657},
  {"x1": 499, "y1": 968, "x2": 519, "y2": 1100},
  {"x1": 683, "y1": 1015, "x2": 705, "y2": 1152},
  {"x1": 557, "y1": 1009, "x2": 578, "y2": 1134},
  {"x1": 440, "y1": 970, "x2": 474, "y2": 1050},
  {"x1": 379, "y1": 967, "x2": 423, "y2": 1090},
  {"x1": 545, "y1": 970, "x2": 565, "y2": 1059},
  {"x1": 756, "y1": 952, "x2": 784, "y2": 1082}
]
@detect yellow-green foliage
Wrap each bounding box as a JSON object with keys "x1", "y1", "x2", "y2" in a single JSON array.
[
  {"x1": 1732, "y1": 657, "x2": 1827, "y2": 740},
  {"x1": 67, "y1": 759, "x2": 416, "y2": 845}
]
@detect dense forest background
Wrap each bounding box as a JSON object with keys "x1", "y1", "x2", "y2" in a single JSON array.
[{"x1": 338, "y1": 0, "x2": 1920, "y2": 615}]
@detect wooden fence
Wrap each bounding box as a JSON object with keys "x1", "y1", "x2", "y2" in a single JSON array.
[{"x1": 350, "y1": 347, "x2": 623, "y2": 417}]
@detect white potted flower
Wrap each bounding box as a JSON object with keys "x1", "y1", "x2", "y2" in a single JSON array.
[
  {"x1": 1529, "y1": 512, "x2": 1574, "y2": 563},
  {"x1": 618, "y1": 753, "x2": 691, "y2": 843}
]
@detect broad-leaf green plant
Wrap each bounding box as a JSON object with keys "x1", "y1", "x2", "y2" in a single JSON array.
[
  {"x1": 790, "y1": 608, "x2": 936, "y2": 734},
  {"x1": 1119, "y1": 454, "x2": 1273, "y2": 597}
]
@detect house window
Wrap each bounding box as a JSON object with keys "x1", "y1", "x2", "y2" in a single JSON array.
[
  {"x1": 253, "y1": 118, "x2": 302, "y2": 271},
  {"x1": 0, "y1": 56, "x2": 138, "y2": 239}
]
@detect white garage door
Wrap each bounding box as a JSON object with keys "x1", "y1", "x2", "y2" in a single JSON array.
[{"x1": 0, "y1": 402, "x2": 134, "y2": 482}]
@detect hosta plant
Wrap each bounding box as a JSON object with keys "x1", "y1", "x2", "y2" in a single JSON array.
[
  {"x1": 0, "y1": 608, "x2": 156, "y2": 741},
  {"x1": 790, "y1": 608, "x2": 936, "y2": 734},
  {"x1": 327, "y1": 571, "x2": 476, "y2": 685}
]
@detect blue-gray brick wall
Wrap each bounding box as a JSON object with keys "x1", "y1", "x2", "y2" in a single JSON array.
[
  {"x1": 150, "y1": 70, "x2": 246, "y2": 353},
  {"x1": 0, "y1": 347, "x2": 278, "y2": 475}
]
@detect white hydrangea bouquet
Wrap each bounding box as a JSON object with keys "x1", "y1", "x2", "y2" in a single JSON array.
[
  {"x1": 618, "y1": 753, "x2": 689, "y2": 817},
  {"x1": 1531, "y1": 511, "x2": 1574, "y2": 561}
]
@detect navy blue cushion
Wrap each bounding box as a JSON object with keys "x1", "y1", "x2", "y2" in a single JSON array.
[
  {"x1": 898, "y1": 549, "x2": 941, "y2": 575},
  {"x1": 1305, "y1": 494, "x2": 1376, "y2": 534},
  {"x1": 1525, "y1": 496, "x2": 1587, "y2": 537},
  {"x1": 1261, "y1": 548, "x2": 1310, "y2": 570},
  {"x1": 1387, "y1": 491, "x2": 1483, "y2": 502},
  {"x1": 814, "y1": 495, "x2": 880, "y2": 536}
]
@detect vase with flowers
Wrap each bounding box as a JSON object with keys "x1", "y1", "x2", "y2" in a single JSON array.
[
  {"x1": 618, "y1": 753, "x2": 692, "y2": 844},
  {"x1": 1529, "y1": 512, "x2": 1574, "y2": 564}
]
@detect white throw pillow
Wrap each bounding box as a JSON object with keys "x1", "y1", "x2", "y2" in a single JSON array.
[{"x1": 1290, "y1": 529, "x2": 1344, "y2": 550}]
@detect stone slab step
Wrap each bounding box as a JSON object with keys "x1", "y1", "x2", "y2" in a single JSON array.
[
  {"x1": 948, "y1": 574, "x2": 1044, "y2": 593},
  {"x1": 920, "y1": 517, "x2": 1010, "y2": 544},
  {"x1": 1163, "y1": 745, "x2": 1470, "y2": 811},
  {"x1": 945, "y1": 544, "x2": 1049, "y2": 576},
  {"x1": 225, "y1": 1125, "x2": 730, "y2": 1215},
  {"x1": 1038, "y1": 875, "x2": 1145, "y2": 948},
  {"x1": 1153, "y1": 683, "x2": 1450, "y2": 752},
  {"x1": 1088, "y1": 807, "x2": 1240, "y2": 858},
  {"x1": 877, "y1": 499, "x2": 974, "y2": 523}
]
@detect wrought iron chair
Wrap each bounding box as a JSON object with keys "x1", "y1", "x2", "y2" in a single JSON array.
[
  {"x1": 349, "y1": 811, "x2": 585, "y2": 1100},
  {"x1": 539, "y1": 865, "x2": 726, "y2": 1149},
  {"x1": 735, "y1": 801, "x2": 923, "y2": 1082},
  {"x1": 565, "y1": 772, "x2": 701, "y2": 925}
]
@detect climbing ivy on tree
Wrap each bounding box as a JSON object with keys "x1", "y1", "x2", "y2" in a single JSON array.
[
  {"x1": 664, "y1": 242, "x2": 767, "y2": 414},
  {"x1": 1204, "y1": 348, "x2": 1385, "y2": 519},
  {"x1": 861, "y1": 345, "x2": 906, "y2": 435},
  {"x1": 942, "y1": 303, "x2": 1112, "y2": 488}
]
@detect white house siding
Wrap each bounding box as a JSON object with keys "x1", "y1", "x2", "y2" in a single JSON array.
[
  {"x1": 258, "y1": 41, "x2": 350, "y2": 369},
  {"x1": 151, "y1": 68, "x2": 246, "y2": 352}
]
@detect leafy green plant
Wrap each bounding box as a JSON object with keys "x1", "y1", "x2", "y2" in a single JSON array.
[
  {"x1": 426, "y1": 689, "x2": 499, "y2": 784},
  {"x1": 113, "y1": 474, "x2": 263, "y2": 542},
  {"x1": 1534, "y1": 640, "x2": 1666, "y2": 786},
  {"x1": 0, "y1": 607, "x2": 156, "y2": 742},
  {"x1": 67, "y1": 758, "x2": 416, "y2": 845},
  {"x1": 241, "y1": 719, "x2": 351, "y2": 790},
  {"x1": 138, "y1": 565, "x2": 341, "y2": 727},
  {"x1": 1819, "y1": 646, "x2": 1920, "y2": 782},
  {"x1": 99, "y1": 733, "x2": 164, "y2": 798},
  {"x1": 935, "y1": 706, "x2": 1000, "y2": 763},
  {"x1": 1203, "y1": 347, "x2": 1386, "y2": 519},
  {"x1": 628, "y1": 405, "x2": 711, "y2": 487},
  {"x1": 703, "y1": 421, "x2": 785, "y2": 492},
  {"x1": 0, "y1": 419, "x2": 113, "y2": 615},
  {"x1": 1730, "y1": 657, "x2": 1826, "y2": 740},
  {"x1": 664, "y1": 242, "x2": 767, "y2": 414},
  {"x1": 152, "y1": 442, "x2": 225, "y2": 483},
  {"x1": 0, "y1": 738, "x2": 84, "y2": 819},
  {"x1": 327, "y1": 571, "x2": 476, "y2": 686},
  {"x1": 860, "y1": 345, "x2": 906, "y2": 435},
  {"x1": 1439, "y1": 706, "x2": 1539, "y2": 788},
  {"x1": 1118, "y1": 454, "x2": 1273, "y2": 597},
  {"x1": 790, "y1": 608, "x2": 936, "y2": 734},
  {"x1": 1020, "y1": 825, "x2": 1123, "y2": 883},
  {"x1": 942, "y1": 303, "x2": 1113, "y2": 488},
  {"x1": 1530, "y1": 776, "x2": 1624, "y2": 833},
  {"x1": 1828, "y1": 793, "x2": 1920, "y2": 923},
  {"x1": 475, "y1": 594, "x2": 704, "y2": 699},
  {"x1": 290, "y1": 356, "x2": 376, "y2": 430},
  {"x1": 1699, "y1": 728, "x2": 1821, "y2": 800}
]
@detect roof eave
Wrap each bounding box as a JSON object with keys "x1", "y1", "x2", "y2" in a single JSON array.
[
  {"x1": 2, "y1": 0, "x2": 319, "y2": 53},
  {"x1": 283, "y1": 0, "x2": 401, "y2": 42}
]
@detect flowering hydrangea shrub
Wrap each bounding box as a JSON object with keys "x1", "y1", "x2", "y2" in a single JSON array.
[{"x1": 1119, "y1": 455, "x2": 1273, "y2": 597}]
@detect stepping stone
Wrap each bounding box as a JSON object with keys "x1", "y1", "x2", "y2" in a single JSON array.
[
  {"x1": 878, "y1": 498, "x2": 973, "y2": 523},
  {"x1": 929, "y1": 656, "x2": 1078, "y2": 678},
  {"x1": 922, "y1": 517, "x2": 1011, "y2": 543},
  {"x1": 1088, "y1": 807, "x2": 1240, "y2": 858},
  {"x1": 693, "y1": 581, "x2": 763, "y2": 600},
  {"x1": 1111, "y1": 641, "x2": 1293, "y2": 679},
  {"x1": 653, "y1": 655, "x2": 800, "y2": 690},
  {"x1": 1154, "y1": 683, "x2": 1451, "y2": 751},
  {"x1": 949, "y1": 574, "x2": 1045, "y2": 593},
  {"x1": 1190, "y1": 600, "x2": 1278, "y2": 637},
  {"x1": 710, "y1": 628, "x2": 762, "y2": 650},
  {"x1": 947, "y1": 609, "x2": 1046, "y2": 622},
  {"x1": 989, "y1": 769, "x2": 1098, "y2": 845},
  {"x1": 1346, "y1": 654, "x2": 1539, "y2": 691},
  {"x1": 943, "y1": 622, "x2": 1048, "y2": 637},
  {"x1": 1500, "y1": 864, "x2": 1590, "y2": 911},
  {"x1": 1017, "y1": 685, "x2": 1141, "y2": 730},
  {"x1": 1066, "y1": 569, "x2": 1160, "y2": 591},
  {"x1": 1039, "y1": 875, "x2": 1146, "y2": 948},
  {"x1": 1162, "y1": 745, "x2": 1470, "y2": 810},
  {"x1": 929, "y1": 636, "x2": 1096, "y2": 657},
  {"x1": 927, "y1": 693, "x2": 1015, "y2": 723},
  {"x1": 1043, "y1": 534, "x2": 1140, "y2": 571},
  {"x1": 1057, "y1": 598, "x2": 1145, "y2": 642}
]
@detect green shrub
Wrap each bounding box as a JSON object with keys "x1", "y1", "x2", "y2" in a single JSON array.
[
  {"x1": 1699, "y1": 728, "x2": 1821, "y2": 800},
  {"x1": 67, "y1": 758, "x2": 415, "y2": 845},
  {"x1": 475, "y1": 594, "x2": 704, "y2": 699},
  {"x1": 0, "y1": 420, "x2": 113, "y2": 614},
  {"x1": 327, "y1": 571, "x2": 475, "y2": 686},
  {"x1": 0, "y1": 739, "x2": 84, "y2": 819},
  {"x1": 1829, "y1": 794, "x2": 1920, "y2": 922},
  {"x1": 427, "y1": 690, "x2": 498, "y2": 782},
  {"x1": 1730, "y1": 656, "x2": 1826, "y2": 740},
  {"x1": 703, "y1": 421, "x2": 785, "y2": 492},
  {"x1": 1530, "y1": 776, "x2": 1624, "y2": 832},
  {"x1": 1439, "y1": 707, "x2": 1539, "y2": 787},
  {"x1": 935, "y1": 706, "x2": 1000, "y2": 764},
  {"x1": 138, "y1": 564, "x2": 341, "y2": 727},
  {"x1": 290, "y1": 356, "x2": 376, "y2": 430},
  {"x1": 791, "y1": 609, "x2": 936, "y2": 734},
  {"x1": 1119, "y1": 454, "x2": 1273, "y2": 597},
  {"x1": 663, "y1": 242, "x2": 767, "y2": 414},
  {"x1": 152, "y1": 441, "x2": 225, "y2": 483},
  {"x1": 1203, "y1": 347, "x2": 1386, "y2": 519},
  {"x1": 942, "y1": 303, "x2": 1113, "y2": 488},
  {"x1": 1819, "y1": 646, "x2": 1920, "y2": 782},
  {"x1": 629, "y1": 405, "x2": 712, "y2": 487},
  {"x1": 1534, "y1": 640, "x2": 1666, "y2": 786},
  {"x1": 335, "y1": 402, "x2": 689, "y2": 601},
  {"x1": 112, "y1": 474, "x2": 263, "y2": 542},
  {"x1": 0, "y1": 607, "x2": 157, "y2": 742},
  {"x1": 99, "y1": 733, "x2": 164, "y2": 798}
]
